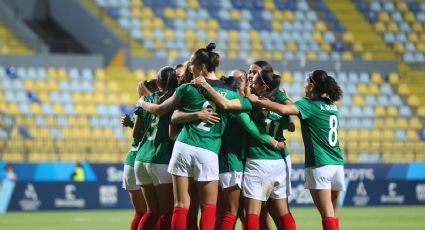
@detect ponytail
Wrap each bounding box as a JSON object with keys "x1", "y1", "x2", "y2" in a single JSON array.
[{"x1": 309, "y1": 70, "x2": 343, "y2": 102}]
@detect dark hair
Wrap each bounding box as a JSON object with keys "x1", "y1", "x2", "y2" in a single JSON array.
[
  {"x1": 309, "y1": 70, "x2": 343, "y2": 101},
  {"x1": 192, "y1": 43, "x2": 220, "y2": 72},
  {"x1": 221, "y1": 69, "x2": 248, "y2": 92},
  {"x1": 174, "y1": 64, "x2": 183, "y2": 70},
  {"x1": 178, "y1": 61, "x2": 193, "y2": 85},
  {"x1": 252, "y1": 69, "x2": 281, "y2": 121},
  {"x1": 157, "y1": 66, "x2": 178, "y2": 104},
  {"x1": 144, "y1": 79, "x2": 158, "y2": 93},
  {"x1": 253, "y1": 60, "x2": 274, "y2": 72}
]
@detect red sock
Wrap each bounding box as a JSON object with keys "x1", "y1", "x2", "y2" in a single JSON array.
[
  {"x1": 156, "y1": 213, "x2": 172, "y2": 230},
  {"x1": 322, "y1": 217, "x2": 338, "y2": 230},
  {"x1": 187, "y1": 215, "x2": 198, "y2": 230},
  {"x1": 220, "y1": 212, "x2": 237, "y2": 230},
  {"x1": 336, "y1": 217, "x2": 339, "y2": 229},
  {"x1": 281, "y1": 213, "x2": 296, "y2": 230},
  {"x1": 171, "y1": 206, "x2": 188, "y2": 230},
  {"x1": 246, "y1": 214, "x2": 260, "y2": 230},
  {"x1": 200, "y1": 204, "x2": 216, "y2": 230},
  {"x1": 131, "y1": 212, "x2": 144, "y2": 230},
  {"x1": 138, "y1": 211, "x2": 159, "y2": 230}
]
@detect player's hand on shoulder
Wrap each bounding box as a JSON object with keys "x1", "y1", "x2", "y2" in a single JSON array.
[
  {"x1": 191, "y1": 76, "x2": 207, "y2": 86},
  {"x1": 247, "y1": 94, "x2": 259, "y2": 105},
  {"x1": 197, "y1": 109, "x2": 220, "y2": 124}
]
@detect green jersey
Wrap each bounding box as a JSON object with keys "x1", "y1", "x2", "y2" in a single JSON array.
[
  {"x1": 175, "y1": 81, "x2": 251, "y2": 154},
  {"x1": 294, "y1": 97, "x2": 344, "y2": 168},
  {"x1": 219, "y1": 115, "x2": 246, "y2": 173},
  {"x1": 276, "y1": 90, "x2": 289, "y2": 103},
  {"x1": 124, "y1": 114, "x2": 144, "y2": 167},
  {"x1": 248, "y1": 110, "x2": 291, "y2": 160},
  {"x1": 136, "y1": 92, "x2": 173, "y2": 164}
]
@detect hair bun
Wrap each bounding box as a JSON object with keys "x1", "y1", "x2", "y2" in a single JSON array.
[{"x1": 206, "y1": 42, "x2": 216, "y2": 52}]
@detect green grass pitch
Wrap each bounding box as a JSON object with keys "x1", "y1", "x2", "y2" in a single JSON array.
[{"x1": 1, "y1": 206, "x2": 424, "y2": 229}]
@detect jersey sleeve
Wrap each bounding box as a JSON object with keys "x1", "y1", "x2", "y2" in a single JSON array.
[
  {"x1": 235, "y1": 112, "x2": 272, "y2": 143},
  {"x1": 276, "y1": 90, "x2": 289, "y2": 103},
  {"x1": 239, "y1": 98, "x2": 253, "y2": 112},
  {"x1": 294, "y1": 98, "x2": 312, "y2": 120}
]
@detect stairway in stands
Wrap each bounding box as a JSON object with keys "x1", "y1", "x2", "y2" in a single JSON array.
[{"x1": 325, "y1": 0, "x2": 396, "y2": 60}]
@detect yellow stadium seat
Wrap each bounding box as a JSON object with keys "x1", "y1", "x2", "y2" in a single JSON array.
[
  {"x1": 52, "y1": 103, "x2": 64, "y2": 114},
  {"x1": 229, "y1": 9, "x2": 241, "y2": 20},
  {"x1": 408, "y1": 32, "x2": 419, "y2": 43},
  {"x1": 352, "y1": 95, "x2": 365, "y2": 106},
  {"x1": 38, "y1": 92, "x2": 49, "y2": 102},
  {"x1": 371, "y1": 72, "x2": 383, "y2": 83},
  {"x1": 387, "y1": 106, "x2": 398, "y2": 116},
  {"x1": 368, "y1": 84, "x2": 380, "y2": 95},
  {"x1": 272, "y1": 51, "x2": 283, "y2": 60},
  {"x1": 273, "y1": 10, "x2": 284, "y2": 20},
  {"x1": 140, "y1": 8, "x2": 153, "y2": 18},
  {"x1": 407, "y1": 95, "x2": 420, "y2": 107},
  {"x1": 131, "y1": 7, "x2": 141, "y2": 17},
  {"x1": 418, "y1": 106, "x2": 425, "y2": 116},
  {"x1": 374, "y1": 22, "x2": 386, "y2": 33},
  {"x1": 312, "y1": 31, "x2": 322, "y2": 42},
  {"x1": 282, "y1": 71, "x2": 293, "y2": 83},
  {"x1": 164, "y1": 28, "x2": 175, "y2": 40},
  {"x1": 286, "y1": 42, "x2": 298, "y2": 52},
  {"x1": 409, "y1": 117, "x2": 422, "y2": 129},
  {"x1": 95, "y1": 69, "x2": 105, "y2": 79},
  {"x1": 374, "y1": 106, "x2": 386, "y2": 116},
  {"x1": 282, "y1": 10, "x2": 294, "y2": 21},
  {"x1": 378, "y1": 12, "x2": 390, "y2": 22},
  {"x1": 30, "y1": 103, "x2": 43, "y2": 115},
  {"x1": 357, "y1": 83, "x2": 368, "y2": 94},
  {"x1": 384, "y1": 118, "x2": 397, "y2": 129},
  {"x1": 382, "y1": 129, "x2": 394, "y2": 140},
  {"x1": 417, "y1": 43, "x2": 425, "y2": 52},
  {"x1": 227, "y1": 50, "x2": 237, "y2": 59},
  {"x1": 342, "y1": 32, "x2": 354, "y2": 43},
  {"x1": 395, "y1": 117, "x2": 408, "y2": 128},
  {"x1": 228, "y1": 30, "x2": 240, "y2": 41},
  {"x1": 187, "y1": 0, "x2": 199, "y2": 9},
  {"x1": 353, "y1": 42, "x2": 364, "y2": 52},
  {"x1": 397, "y1": 2, "x2": 408, "y2": 12},
  {"x1": 315, "y1": 21, "x2": 327, "y2": 32},
  {"x1": 47, "y1": 68, "x2": 57, "y2": 78},
  {"x1": 412, "y1": 23, "x2": 423, "y2": 33},
  {"x1": 154, "y1": 40, "x2": 165, "y2": 49},
  {"x1": 359, "y1": 129, "x2": 370, "y2": 140},
  {"x1": 207, "y1": 19, "x2": 219, "y2": 30},
  {"x1": 196, "y1": 19, "x2": 207, "y2": 29},
  {"x1": 404, "y1": 12, "x2": 416, "y2": 22},
  {"x1": 24, "y1": 80, "x2": 35, "y2": 91},
  {"x1": 394, "y1": 43, "x2": 405, "y2": 53},
  {"x1": 271, "y1": 21, "x2": 282, "y2": 31},
  {"x1": 388, "y1": 72, "x2": 399, "y2": 84},
  {"x1": 57, "y1": 68, "x2": 68, "y2": 79},
  {"x1": 407, "y1": 129, "x2": 419, "y2": 140},
  {"x1": 307, "y1": 52, "x2": 317, "y2": 60},
  {"x1": 348, "y1": 129, "x2": 359, "y2": 140},
  {"x1": 142, "y1": 29, "x2": 154, "y2": 39},
  {"x1": 397, "y1": 84, "x2": 409, "y2": 95},
  {"x1": 388, "y1": 22, "x2": 399, "y2": 33}
]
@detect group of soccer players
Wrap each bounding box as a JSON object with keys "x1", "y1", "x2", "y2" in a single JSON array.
[{"x1": 120, "y1": 43, "x2": 344, "y2": 230}]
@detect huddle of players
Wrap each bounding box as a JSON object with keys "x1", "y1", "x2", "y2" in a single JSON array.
[{"x1": 120, "y1": 43, "x2": 344, "y2": 230}]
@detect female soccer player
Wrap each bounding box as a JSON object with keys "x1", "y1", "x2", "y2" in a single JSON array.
[
  {"x1": 136, "y1": 43, "x2": 285, "y2": 230},
  {"x1": 133, "y1": 67, "x2": 178, "y2": 229},
  {"x1": 121, "y1": 81, "x2": 148, "y2": 230},
  {"x1": 248, "y1": 70, "x2": 344, "y2": 230},
  {"x1": 193, "y1": 70, "x2": 297, "y2": 230}
]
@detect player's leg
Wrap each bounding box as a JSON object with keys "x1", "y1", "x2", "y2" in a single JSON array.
[
  {"x1": 123, "y1": 162, "x2": 147, "y2": 230},
  {"x1": 139, "y1": 184, "x2": 160, "y2": 230},
  {"x1": 268, "y1": 198, "x2": 295, "y2": 230},
  {"x1": 259, "y1": 204, "x2": 271, "y2": 230},
  {"x1": 156, "y1": 183, "x2": 174, "y2": 230},
  {"x1": 150, "y1": 163, "x2": 173, "y2": 230},
  {"x1": 331, "y1": 190, "x2": 340, "y2": 229},
  {"x1": 196, "y1": 180, "x2": 219, "y2": 230},
  {"x1": 215, "y1": 186, "x2": 224, "y2": 229},
  {"x1": 244, "y1": 197, "x2": 263, "y2": 230},
  {"x1": 221, "y1": 185, "x2": 241, "y2": 230},
  {"x1": 187, "y1": 181, "x2": 199, "y2": 230},
  {"x1": 305, "y1": 165, "x2": 338, "y2": 230},
  {"x1": 171, "y1": 175, "x2": 191, "y2": 230},
  {"x1": 167, "y1": 141, "x2": 194, "y2": 230}
]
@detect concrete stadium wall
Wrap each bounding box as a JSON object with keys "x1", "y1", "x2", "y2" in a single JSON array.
[
  {"x1": 49, "y1": 0, "x2": 127, "y2": 65},
  {"x1": 0, "y1": 54, "x2": 103, "y2": 69},
  {"x1": 0, "y1": 0, "x2": 49, "y2": 53}
]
